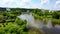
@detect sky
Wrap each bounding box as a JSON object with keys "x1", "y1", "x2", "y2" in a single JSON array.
[{"x1": 0, "y1": 0, "x2": 60, "y2": 10}]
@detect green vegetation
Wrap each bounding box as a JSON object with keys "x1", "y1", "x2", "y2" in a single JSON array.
[
  {"x1": 0, "y1": 8, "x2": 60, "y2": 34},
  {"x1": 0, "y1": 10, "x2": 28, "y2": 34},
  {"x1": 31, "y1": 8, "x2": 60, "y2": 25}
]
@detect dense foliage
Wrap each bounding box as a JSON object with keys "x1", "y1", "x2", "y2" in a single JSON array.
[{"x1": 0, "y1": 10, "x2": 28, "y2": 34}]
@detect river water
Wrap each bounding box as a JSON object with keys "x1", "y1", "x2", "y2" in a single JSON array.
[{"x1": 18, "y1": 14, "x2": 60, "y2": 34}]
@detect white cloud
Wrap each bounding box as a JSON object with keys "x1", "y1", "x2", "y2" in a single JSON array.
[
  {"x1": 40, "y1": 0, "x2": 50, "y2": 9},
  {"x1": 52, "y1": 0, "x2": 60, "y2": 10},
  {"x1": 40, "y1": 0, "x2": 50, "y2": 4},
  {"x1": 0, "y1": 0, "x2": 50, "y2": 8},
  {"x1": 21, "y1": 0, "x2": 31, "y2": 2},
  {"x1": 0, "y1": 0, "x2": 60, "y2": 10},
  {"x1": 0, "y1": 0, "x2": 32, "y2": 8}
]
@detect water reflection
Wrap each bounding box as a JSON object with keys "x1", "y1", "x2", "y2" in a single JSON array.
[{"x1": 18, "y1": 14, "x2": 60, "y2": 34}]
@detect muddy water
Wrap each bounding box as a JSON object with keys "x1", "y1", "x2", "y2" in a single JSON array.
[{"x1": 18, "y1": 14, "x2": 60, "y2": 34}]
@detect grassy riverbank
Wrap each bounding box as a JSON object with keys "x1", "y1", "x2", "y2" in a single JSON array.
[{"x1": 32, "y1": 13, "x2": 60, "y2": 26}]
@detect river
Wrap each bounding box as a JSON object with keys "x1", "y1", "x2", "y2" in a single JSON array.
[{"x1": 18, "y1": 13, "x2": 60, "y2": 34}]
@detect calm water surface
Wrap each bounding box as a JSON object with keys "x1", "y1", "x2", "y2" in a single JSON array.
[{"x1": 18, "y1": 14, "x2": 60, "y2": 34}]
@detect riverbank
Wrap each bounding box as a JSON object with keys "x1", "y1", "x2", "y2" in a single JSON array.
[{"x1": 32, "y1": 13, "x2": 60, "y2": 26}]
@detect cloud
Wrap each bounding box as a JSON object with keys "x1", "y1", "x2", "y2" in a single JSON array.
[
  {"x1": 21, "y1": 0, "x2": 31, "y2": 2},
  {"x1": 40, "y1": 0, "x2": 50, "y2": 4},
  {"x1": 16, "y1": 0, "x2": 32, "y2": 8},
  {"x1": 52, "y1": 0, "x2": 60, "y2": 10},
  {"x1": 0, "y1": 0, "x2": 32, "y2": 8},
  {"x1": 40, "y1": 0, "x2": 50, "y2": 9},
  {"x1": 0, "y1": 0, "x2": 50, "y2": 8},
  {"x1": 0, "y1": 0, "x2": 60, "y2": 10},
  {"x1": 0, "y1": 0, "x2": 17, "y2": 7}
]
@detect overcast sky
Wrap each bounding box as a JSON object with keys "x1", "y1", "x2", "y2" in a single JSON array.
[{"x1": 0, "y1": 0, "x2": 60, "y2": 10}]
